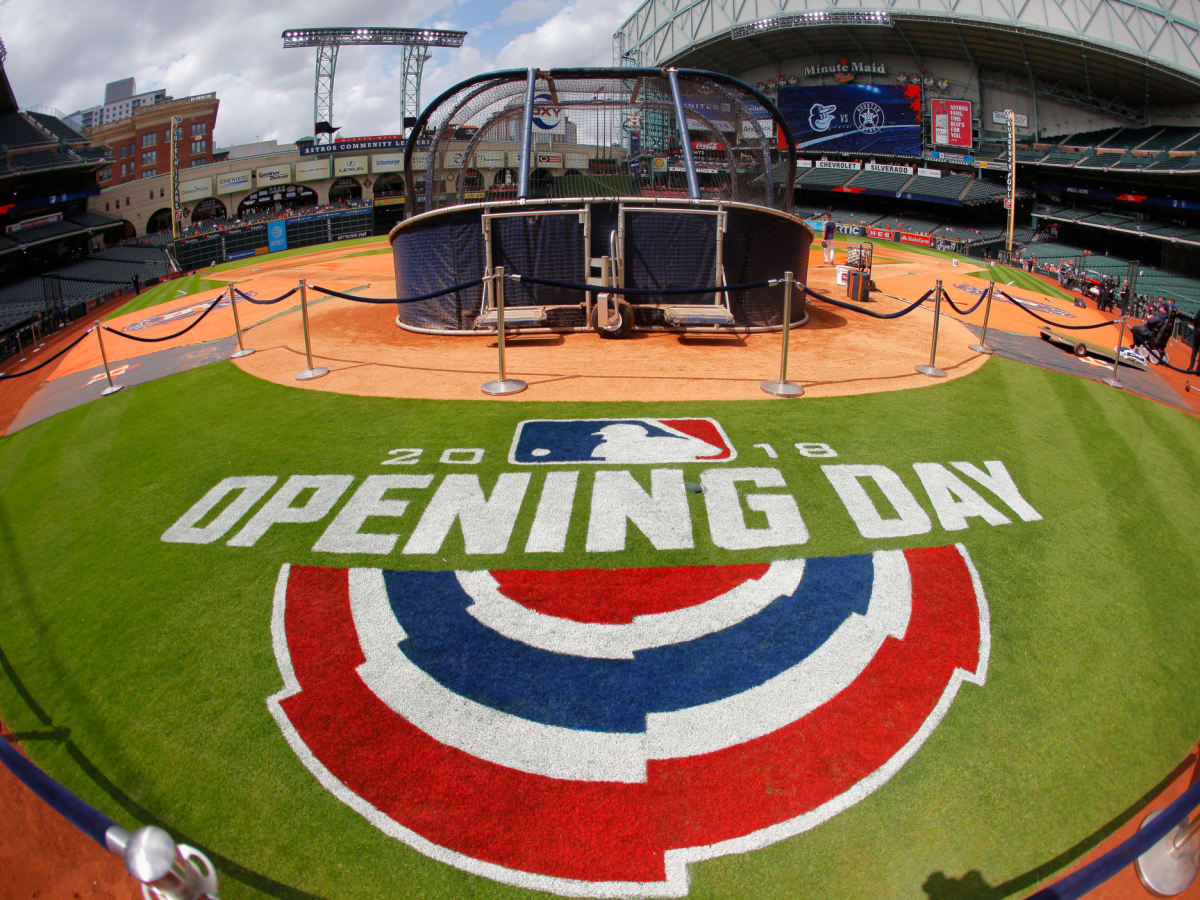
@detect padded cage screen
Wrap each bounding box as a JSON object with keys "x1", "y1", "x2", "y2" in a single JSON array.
[{"x1": 404, "y1": 67, "x2": 794, "y2": 213}]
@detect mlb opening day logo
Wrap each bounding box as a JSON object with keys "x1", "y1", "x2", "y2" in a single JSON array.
[{"x1": 245, "y1": 417, "x2": 995, "y2": 897}]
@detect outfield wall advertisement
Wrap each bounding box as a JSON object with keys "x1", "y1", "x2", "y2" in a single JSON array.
[
  {"x1": 777, "y1": 84, "x2": 922, "y2": 156},
  {"x1": 217, "y1": 171, "x2": 252, "y2": 194},
  {"x1": 296, "y1": 159, "x2": 330, "y2": 181},
  {"x1": 180, "y1": 177, "x2": 212, "y2": 202}
]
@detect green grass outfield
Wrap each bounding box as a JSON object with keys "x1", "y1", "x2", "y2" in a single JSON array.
[{"x1": 1, "y1": 349, "x2": 1197, "y2": 899}]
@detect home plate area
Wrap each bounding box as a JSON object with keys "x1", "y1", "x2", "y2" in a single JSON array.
[{"x1": 269, "y1": 544, "x2": 987, "y2": 896}]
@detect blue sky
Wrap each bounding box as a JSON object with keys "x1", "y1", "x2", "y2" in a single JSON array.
[{"x1": 0, "y1": 0, "x2": 644, "y2": 146}]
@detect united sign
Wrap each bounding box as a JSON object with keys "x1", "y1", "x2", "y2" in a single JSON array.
[{"x1": 268, "y1": 545, "x2": 989, "y2": 896}]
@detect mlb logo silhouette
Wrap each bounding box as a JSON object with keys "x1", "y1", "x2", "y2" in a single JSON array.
[
  {"x1": 268, "y1": 545, "x2": 989, "y2": 896},
  {"x1": 510, "y1": 417, "x2": 735, "y2": 464}
]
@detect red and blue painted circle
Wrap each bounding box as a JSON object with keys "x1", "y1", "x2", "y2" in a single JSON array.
[{"x1": 268, "y1": 545, "x2": 988, "y2": 896}]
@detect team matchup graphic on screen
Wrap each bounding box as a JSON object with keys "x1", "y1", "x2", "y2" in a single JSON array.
[
  {"x1": 777, "y1": 84, "x2": 924, "y2": 156},
  {"x1": 160, "y1": 417, "x2": 1048, "y2": 896}
]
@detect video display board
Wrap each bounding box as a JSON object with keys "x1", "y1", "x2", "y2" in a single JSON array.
[{"x1": 776, "y1": 84, "x2": 922, "y2": 156}]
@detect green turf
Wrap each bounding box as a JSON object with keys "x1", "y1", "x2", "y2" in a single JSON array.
[
  {"x1": 966, "y1": 264, "x2": 1075, "y2": 302},
  {"x1": 202, "y1": 235, "x2": 386, "y2": 274},
  {"x1": 103, "y1": 274, "x2": 227, "y2": 320},
  {"x1": 1, "y1": 355, "x2": 1197, "y2": 899}
]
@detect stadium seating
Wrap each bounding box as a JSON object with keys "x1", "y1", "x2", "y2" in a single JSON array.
[
  {"x1": 798, "y1": 167, "x2": 857, "y2": 188},
  {"x1": 903, "y1": 173, "x2": 972, "y2": 201},
  {"x1": 0, "y1": 112, "x2": 51, "y2": 147},
  {"x1": 871, "y1": 213, "x2": 942, "y2": 234},
  {"x1": 1041, "y1": 151, "x2": 1085, "y2": 166},
  {"x1": 9, "y1": 149, "x2": 77, "y2": 170},
  {"x1": 24, "y1": 111, "x2": 85, "y2": 143},
  {"x1": 846, "y1": 170, "x2": 912, "y2": 193},
  {"x1": 962, "y1": 179, "x2": 1006, "y2": 202},
  {"x1": 1053, "y1": 127, "x2": 1122, "y2": 147}
]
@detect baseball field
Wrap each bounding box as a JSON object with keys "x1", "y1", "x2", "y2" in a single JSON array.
[{"x1": 0, "y1": 235, "x2": 1197, "y2": 899}]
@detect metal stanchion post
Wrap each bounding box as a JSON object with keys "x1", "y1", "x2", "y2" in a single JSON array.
[
  {"x1": 1103, "y1": 316, "x2": 1126, "y2": 388},
  {"x1": 761, "y1": 271, "x2": 804, "y2": 397},
  {"x1": 93, "y1": 322, "x2": 124, "y2": 395},
  {"x1": 481, "y1": 266, "x2": 527, "y2": 396},
  {"x1": 969, "y1": 280, "x2": 996, "y2": 355},
  {"x1": 227, "y1": 283, "x2": 254, "y2": 359},
  {"x1": 294, "y1": 278, "x2": 328, "y2": 381},
  {"x1": 123, "y1": 825, "x2": 219, "y2": 900},
  {"x1": 916, "y1": 279, "x2": 948, "y2": 378},
  {"x1": 1135, "y1": 808, "x2": 1200, "y2": 895}
]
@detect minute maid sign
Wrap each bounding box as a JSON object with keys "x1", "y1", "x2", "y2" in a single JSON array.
[{"x1": 161, "y1": 417, "x2": 1038, "y2": 895}]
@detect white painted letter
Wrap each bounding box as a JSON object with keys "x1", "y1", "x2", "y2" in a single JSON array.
[
  {"x1": 312, "y1": 474, "x2": 434, "y2": 554},
  {"x1": 403, "y1": 473, "x2": 530, "y2": 555},
  {"x1": 913, "y1": 463, "x2": 1011, "y2": 531},
  {"x1": 951, "y1": 460, "x2": 1042, "y2": 522},
  {"x1": 161, "y1": 476, "x2": 278, "y2": 544},
  {"x1": 701, "y1": 467, "x2": 808, "y2": 550},
  {"x1": 226, "y1": 475, "x2": 354, "y2": 547},
  {"x1": 822, "y1": 464, "x2": 932, "y2": 539},
  {"x1": 586, "y1": 469, "x2": 693, "y2": 552},
  {"x1": 525, "y1": 471, "x2": 579, "y2": 553}
]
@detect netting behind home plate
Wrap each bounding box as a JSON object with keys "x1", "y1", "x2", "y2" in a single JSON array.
[
  {"x1": 404, "y1": 68, "x2": 794, "y2": 213},
  {"x1": 391, "y1": 67, "x2": 810, "y2": 333}
]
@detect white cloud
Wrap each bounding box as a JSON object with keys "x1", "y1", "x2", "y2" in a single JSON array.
[
  {"x1": 496, "y1": 0, "x2": 643, "y2": 68},
  {"x1": 497, "y1": 0, "x2": 561, "y2": 25},
  {"x1": 0, "y1": 0, "x2": 648, "y2": 146}
]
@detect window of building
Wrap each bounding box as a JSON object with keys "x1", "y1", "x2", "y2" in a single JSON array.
[
  {"x1": 191, "y1": 139, "x2": 206, "y2": 154},
  {"x1": 190, "y1": 158, "x2": 205, "y2": 167},
  {"x1": 142, "y1": 169, "x2": 157, "y2": 178},
  {"x1": 120, "y1": 145, "x2": 127, "y2": 158},
  {"x1": 105, "y1": 202, "x2": 110, "y2": 212},
  {"x1": 120, "y1": 162, "x2": 127, "y2": 177},
  {"x1": 159, "y1": 188, "x2": 165, "y2": 198},
  {"x1": 191, "y1": 122, "x2": 207, "y2": 136},
  {"x1": 141, "y1": 132, "x2": 157, "y2": 147},
  {"x1": 142, "y1": 150, "x2": 156, "y2": 165},
  {"x1": 99, "y1": 167, "x2": 111, "y2": 181}
]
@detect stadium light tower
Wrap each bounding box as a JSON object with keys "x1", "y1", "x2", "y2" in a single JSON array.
[{"x1": 282, "y1": 27, "x2": 467, "y2": 143}]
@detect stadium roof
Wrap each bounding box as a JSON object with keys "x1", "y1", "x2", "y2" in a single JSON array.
[{"x1": 616, "y1": 0, "x2": 1200, "y2": 121}]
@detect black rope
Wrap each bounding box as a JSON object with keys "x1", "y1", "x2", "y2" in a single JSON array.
[
  {"x1": 233, "y1": 286, "x2": 299, "y2": 306},
  {"x1": 941, "y1": 288, "x2": 988, "y2": 316},
  {"x1": 309, "y1": 277, "x2": 487, "y2": 305},
  {"x1": 509, "y1": 273, "x2": 776, "y2": 297},
  {"x1": 0, "y1": 328, "x2": 92, "y2": 380},
  {"x1": 808, "y1": 286, "x2": 933, "y2": 320},
  {"x1": 997, "y1": 291, "x2": 1118, "y2": 331},
  {"x1": 101, "y1": 294, "x2": 224, "y2": 343}
]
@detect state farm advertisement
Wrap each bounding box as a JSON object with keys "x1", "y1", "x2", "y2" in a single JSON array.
[{"x1": 901, "y1": 232, "x2": 933, "y2": 247}]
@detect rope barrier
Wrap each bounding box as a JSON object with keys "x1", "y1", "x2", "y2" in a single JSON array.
[
  {"x1": 807, "y1": 286, "x2": 933, "y2": 320},
  {"x1": 233, "y1": 286, "x2": 298, "y2": 306},
  {"x1": 941, "y1": 288, "x2": 988, "y2": 317},
  {"x1": 997, "y1": 291, "x2": 1119, "y2": 331},
  {"x1": 507, "y1": 272, "x2": 777, "y2": 296},
  {"x1": 101, "y1": 295, "x2": 224, "y2": 344},
  {"x1": 308, "y1": 277, "x2": 488, "y2": 305},
  {"x1": 1028, "y1": 778, "x2": 1200, "y2": 899},
  {"x1": 0, "y1": 734, "x2": 118, "y2": 848},
  {"x1": 0, "y1": 328, "x2": 92, "y2": 380}
]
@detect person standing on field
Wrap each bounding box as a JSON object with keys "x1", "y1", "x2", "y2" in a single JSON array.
[{"x1": 822, "y1": 213, "x2": 836, "y2": 265}]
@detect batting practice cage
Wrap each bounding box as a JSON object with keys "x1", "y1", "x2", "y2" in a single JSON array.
[{"x1": 390, "y1": 67, "x2": 813, "y2": 336}]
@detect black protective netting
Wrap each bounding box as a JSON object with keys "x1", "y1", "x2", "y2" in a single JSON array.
[
  {"x1": 406, "y1": 69, "x2": 790, "y2": 214},
  {"x1": 394, "y1": 67, "x2": 807, "y2": 332}
]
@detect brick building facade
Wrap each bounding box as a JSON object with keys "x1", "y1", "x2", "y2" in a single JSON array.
[{"x1": 90, "y1": 93, "x2": 219, "y2": 188}]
